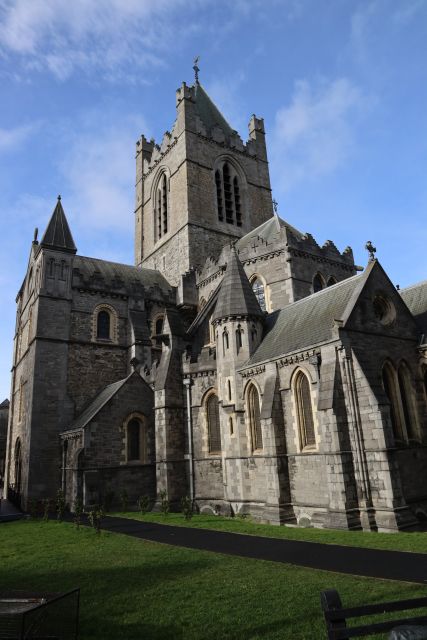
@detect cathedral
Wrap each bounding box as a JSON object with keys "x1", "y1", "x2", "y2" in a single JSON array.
[{"x1": 3, "y1": 71, "x2": 427, "y2": 531}]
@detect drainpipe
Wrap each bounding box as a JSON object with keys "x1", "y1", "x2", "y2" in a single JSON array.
[{"x1": 183, "y1": 377, "x2": 194, "y2": 503}]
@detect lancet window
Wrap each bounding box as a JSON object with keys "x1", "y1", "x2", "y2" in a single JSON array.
[
  {"x1": 206, "y1": 393, "x2": 221, "y2": 454},
  {"x1": 155, "y1": 172, "x2": 169, "y2": 241},
  {"x1": 247, "y1": 383, "x2": 262, "y2": 451},
  {"x1": 251, "y1": 276, "x2": 267, "y2": 311},
  {"x1": 215, "y1": 161, "x2": 243, "y2": 227},
  {"x1": 294, "y1": 371, "x2": 316, "y2": 449}
]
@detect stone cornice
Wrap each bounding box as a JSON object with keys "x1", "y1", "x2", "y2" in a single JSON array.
[
  {"x1": 240, "y1": 364, "x2": 266, "y2": 378},
  {"x1": 197, "y1": 266, "x2": 226, "y2": 290},
  {"x1": 286, "y1": 247, "x2": 355, "y2": 272},
  {"x1": 277, "y1": 349, "x2": 318, "y2": 368}
]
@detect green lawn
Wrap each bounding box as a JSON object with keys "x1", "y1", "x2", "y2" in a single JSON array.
[
  {"x1": 112, "y1": 511, "x2": 427, "y2": 554},
  {"x1": 1, "y1": 520, "x2": 426, "y2": 639}
]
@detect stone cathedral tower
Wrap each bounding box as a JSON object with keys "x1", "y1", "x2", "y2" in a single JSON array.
[{"x1": 134, "y1": 77, "x2": 274, "y2": 285}]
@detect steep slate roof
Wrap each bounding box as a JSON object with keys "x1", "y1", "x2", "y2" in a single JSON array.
[
  {"x1": 400, "y1": 280, "x2": 427, "y2": 333},
  {"x1": 237, "y1": 216, "x2": 304, "y2": 252},
  {"x1": 212, "y1": 247, "x2": 264, "y2": 322},
  {"x1": 0, "y1": 398, "x2": 9, "y2": 408},
  {"x1": 73, "y1": 255, "x2": 173, "y2": 294},
  {"x1": 194, "y1": 83, "x2": 234, "y2": 136},
  {"x1": 65, "y1": 377, "x2": 129, "y2": 433},
  {"x1": 40, "y1": 197, "x2": 77, "y2": 253},
  {"x1": 244, "y1": 272, "x2": 365, "y2": 366}
]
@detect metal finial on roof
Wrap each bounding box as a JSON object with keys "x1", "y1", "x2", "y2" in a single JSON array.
[
  {"x1": 57, "y1": 194, "x2": 61, "y2": 201},
  {"x1": 33, "y1": 227, "x2": 38, "y2": 242},
  {"x1": 365, "y1": 240, "x2": 377, "y2": 261},
  {"x1": 193, "y1": 56, "x2": 200, "y2": 83}
]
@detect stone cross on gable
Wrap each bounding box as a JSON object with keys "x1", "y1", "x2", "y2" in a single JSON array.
[
  {"x1": 365, "y1": 240, "x2": 377, "y2": 261},
  {"x1": 193, "y1": 56, "x2": 200, "y2": 83},
  {"x1": 272, "y1": 198, "x2": 278, "y2": 214}
]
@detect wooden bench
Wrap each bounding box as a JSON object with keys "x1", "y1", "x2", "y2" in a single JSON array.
[{"x1": 321, "y1": 589, "x2": 427, "y2": 639}]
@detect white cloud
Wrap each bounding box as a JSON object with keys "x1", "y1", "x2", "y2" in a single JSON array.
[
  {"x1": 272, "y1": 78, "x2": 370, "y2": 191},
  {"x1": 0, "y1": 0, "x2": 200, "y2": 81},
  {"x1": 57, "y1": 112, "x2": 148, "y2": 232},
  {"x1": 0, "y1": 122, "x2": 38, "y2": 152}
]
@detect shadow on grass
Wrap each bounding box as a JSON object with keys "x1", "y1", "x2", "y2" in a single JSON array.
[{"x1": 0, "y1": 557, "x2": 213, "y2": 639}]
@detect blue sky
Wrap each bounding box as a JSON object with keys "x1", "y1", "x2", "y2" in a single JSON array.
[{"x1": 0, "y1": 0, "x2": 426, "y2": 399}]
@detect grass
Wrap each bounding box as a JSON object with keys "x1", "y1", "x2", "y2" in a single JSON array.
[
  {"x1": 1, "y1": 519, "x2": 426, "y2": 639},
  {"x1": 111, "y1": 511, "x2": 427, "y2": 554}
]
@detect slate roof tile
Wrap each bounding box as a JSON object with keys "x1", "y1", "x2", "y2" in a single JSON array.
[
  {"x1": 245, "y1": 274, "x2": 363, "y2": 366},
  {"x1": 40, "y1": 197, "x2": 77, "y2": 253},
  {"x1": 212, "y1": 247, "x2": 264, "y2": 321}
]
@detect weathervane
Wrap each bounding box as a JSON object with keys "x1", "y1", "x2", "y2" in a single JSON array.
[
  {"x1": 193, "y1": 56, "x2": 200, "y2": 83},
  {"x1": 365, "y1": 240, "x2": 377, "y2": 261}
]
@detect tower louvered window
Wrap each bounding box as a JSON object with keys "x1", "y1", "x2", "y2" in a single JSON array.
[
  {"x1": 156, "y1": 173, "x2": 169, "y2": 241},
  {"x1": 223, "y1": 163, "x2": 233, "y2": 223},
  {"x1": 233, "y1": 176, "x2": 242, "y2": 226},
  {"x1": 215, "y1": 161, "x2": 243, "y2": 226},
  {"x1": 206, "y1": 393, "x2": 221, "y2": 453},
  {"x1": 295, "y1": 372, "x2": 316, "y2": 449},
  {"x1": 215, "y1": 170, "x2": 223, "y2": 221},
  {"x1": 247, "y1": 384, "x2": 262, "y2": 451}
]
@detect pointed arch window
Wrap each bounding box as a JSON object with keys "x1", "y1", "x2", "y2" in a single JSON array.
[
  {"x1": 214, "y1": 160, "x2": 243, "y2": 226},
  {"x1": 251, "y1": 276, "x2": 266, "y2": 311},
  {"x1": 206, "y1": 393, "x2": 221, "y2": 453},
  {"x1": 313, "y1": 273, "x2": 325, "y2": 293},
  {"x1": 382, "y1": 363, "x2": 404, "y2": 442},
  {"x1": 247, "y1": 384, "x2": 262, "y2": 451},
  {"x1": 327, "y1": 276, "x2": 337, "y2": 287},
  {"x1": 155, "y1": 172, "x2": 169, "y2": 241},
  {"x1": 397, "y1": 363, "x2": 418, "y2": 441},
  {"x1": 295, "y1": 371, "x2": 316, "y2": 449},
  {"x1": 222, "y1": 329, "x2": 229, "y2": 354},
  {"x1": 236, "y1": 325, "x2": 243, "y2": 354}
]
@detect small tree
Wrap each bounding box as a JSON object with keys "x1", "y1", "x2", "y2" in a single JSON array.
[
  {"x1": 137, "y1": 495, "x2": 150, "y2": 514},
  {"x1": 159, "y1": 489, "x2": 169, "y2": 516},
  {"x1": 42, "y1": 498, "x2": 51, "y2": 522},
  {"x1": 27, "y1": 498, "x2": 38, "y2": 519},
  {"x1": 120, "y1": 489, "x2": 128, "y2": 512},
  {"x1": 88, "y1": 505, "x2": 104, "y2": 534},
  {"x1": 73, "y1": 497, "x2": 83, "y2": 529},
  {"x1": 56, "y1": 489, "x2": 66, "y2": 522},
  {"x1": 181, "y1": 496, "x2": 193, "y2": 520}
]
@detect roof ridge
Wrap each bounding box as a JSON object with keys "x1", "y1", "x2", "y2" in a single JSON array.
[{"x1": 400, "y1": 279, "x2": 427, "y2": 292}]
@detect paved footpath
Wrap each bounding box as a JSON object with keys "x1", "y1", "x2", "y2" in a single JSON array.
[{"x1": 102, "y1": 516, "x2": 427, "y2": 585}]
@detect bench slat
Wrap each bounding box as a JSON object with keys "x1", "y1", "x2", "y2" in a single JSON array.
[
  {"x1": 325, "y1": 597, "x2": 427, "y2": 621},
  {"x1": 331, "y1": 615, "x2": 427, "y2": 639}
]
